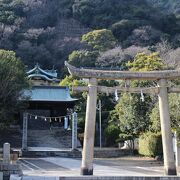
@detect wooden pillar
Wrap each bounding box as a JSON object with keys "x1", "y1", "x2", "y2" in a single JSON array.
[
  {"x1": 22, "y1": 112, "x2": 28, "y2": 151},
  {"x1": 81, "y1": 78, "x2": 97, "y2": 175},
  {"x1": 158, "y1": 79, "x2": 177, "y2": 175}
]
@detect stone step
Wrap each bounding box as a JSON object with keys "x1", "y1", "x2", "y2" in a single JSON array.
[
  {"x1": 27, "y1": 129, "x2": 73, "y2": 148},
  {"x1": 0, "y1": 127, "x2": 78, "y2": 150},
  {"x1": 22, "y1": 149, "x2": 82, "y2": 158}
]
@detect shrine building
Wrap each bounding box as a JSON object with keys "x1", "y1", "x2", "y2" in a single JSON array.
[{"x1": 21, "y1": 64, "x2": 77, "y2": 129}]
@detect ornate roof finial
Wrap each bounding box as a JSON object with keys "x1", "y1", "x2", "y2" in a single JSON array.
[{"x1": 36, "y1": 62, "x2": 39, "y2": 67}]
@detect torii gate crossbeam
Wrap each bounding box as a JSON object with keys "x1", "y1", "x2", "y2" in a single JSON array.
[{"x1": 65, "y1": 61, "x2": 180, "y2": 176}]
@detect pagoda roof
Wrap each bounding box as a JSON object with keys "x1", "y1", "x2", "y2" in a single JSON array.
[
  {"x1": 22, "y1": 86, "x2": 77, "y2": 102},
  {"x1": 27, "y1": 63, "x2": 59, "y2": 82}
]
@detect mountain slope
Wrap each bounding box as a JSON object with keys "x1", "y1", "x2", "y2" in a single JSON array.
[
  {"x1": 0, "y1": 0, "x2": 179, "y2": 73},
  {"x1": 146, "y1": 0, "x2": 180, "y2": 16}
]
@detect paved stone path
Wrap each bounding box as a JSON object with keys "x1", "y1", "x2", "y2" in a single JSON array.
[{"x1": 17, "y1": 156, "x2": 165, "y2": 177}]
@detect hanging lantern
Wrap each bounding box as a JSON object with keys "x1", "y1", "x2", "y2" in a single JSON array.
[
  {"x1": 140, "y1": 90, "x2": 145, "y2": 102},
  {"x1": 64, "y1": 117, "x2": 68, "y2": 129},
  {"x1": 30, "y1": 115, "x2": 32, "y2": 119},
  {"x1": 115, "y1": 89, "x2": 119, "y2": 101},
  {"x1": 105, "y1": 87, "x2": 109, "y2": 96},
  {"x1": 69, "y1": 115, "x2": 71, "y2": 120},
  {"x1": 35, "y1": 115, "x2": 37, "y2": 120}
]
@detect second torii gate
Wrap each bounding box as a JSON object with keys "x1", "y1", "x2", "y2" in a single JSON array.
[{"x1": 65, "y1": 61, "x2": 180, "y2": 176}]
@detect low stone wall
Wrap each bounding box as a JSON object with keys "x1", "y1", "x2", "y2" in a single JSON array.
[
  {"x1": 22, "y1": 150, "x2": 82, "y2": 158},
  {"x1": 0, "y1": 153, "x2": 19, "y2": 161},
  {"x1": 60, "y1": 177, "x2": 180, "y2": 180},
  {"x1": 94, "y1": 148, "x2": 130, "y2": 158},
  {"x1": 19, "y1": 176, "x2": 180, "y2": 180},
  {"x1": 21, "y1": 148, "x2": 131, "y2": 158}
]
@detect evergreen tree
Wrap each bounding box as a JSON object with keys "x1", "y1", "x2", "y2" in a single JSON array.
[{"x1": 0, "y1": 49, "x2": 28, "y2": 127}]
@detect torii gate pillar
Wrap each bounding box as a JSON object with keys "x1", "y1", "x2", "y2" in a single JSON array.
[
  {"x1": 81, "y1": 78, "x2": 97, "y2": 175},
  {"x1": 158, "y1": 79, "x2": 177, "y2": 175}
]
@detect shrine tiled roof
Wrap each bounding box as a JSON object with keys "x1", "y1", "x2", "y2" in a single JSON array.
[{"x1": 22, "y1": 86, "x2": 77, "y2": 102}]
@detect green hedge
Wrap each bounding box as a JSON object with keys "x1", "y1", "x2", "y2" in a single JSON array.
[{"x1": 139, "y1": 132, "x2": 163, "y2": 157}]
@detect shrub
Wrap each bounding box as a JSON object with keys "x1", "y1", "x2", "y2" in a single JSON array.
[
  {"x1": 139, "y1": 132, "x2": 163, "y2": 157},
  {"x1": 104, "y1": 124, "x2": 120, "y2": 146}
]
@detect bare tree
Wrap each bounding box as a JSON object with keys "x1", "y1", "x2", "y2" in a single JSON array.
[
  {"x1": 96, "y1": 45, "x2": 150, "y2": 68},
  {"x1": 156, "y1": 39, "x2": 180, "y2": 69}
]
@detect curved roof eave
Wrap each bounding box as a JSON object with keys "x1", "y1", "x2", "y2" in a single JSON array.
[{"x1": 28, "y1": 74, "x2": 59, "y2": 82}]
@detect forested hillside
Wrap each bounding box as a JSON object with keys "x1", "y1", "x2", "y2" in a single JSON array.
[
  {"x1": 147, "y1": 0, "x2": 180, "y2": 16},
  {"x1": 0, "y1": 0, "x2": 179, "y2": 75}
]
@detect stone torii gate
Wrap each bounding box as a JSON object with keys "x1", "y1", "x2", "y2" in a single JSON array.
[{"x1": 65, "y1": 61, "x2": 180, "y2": 176}]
